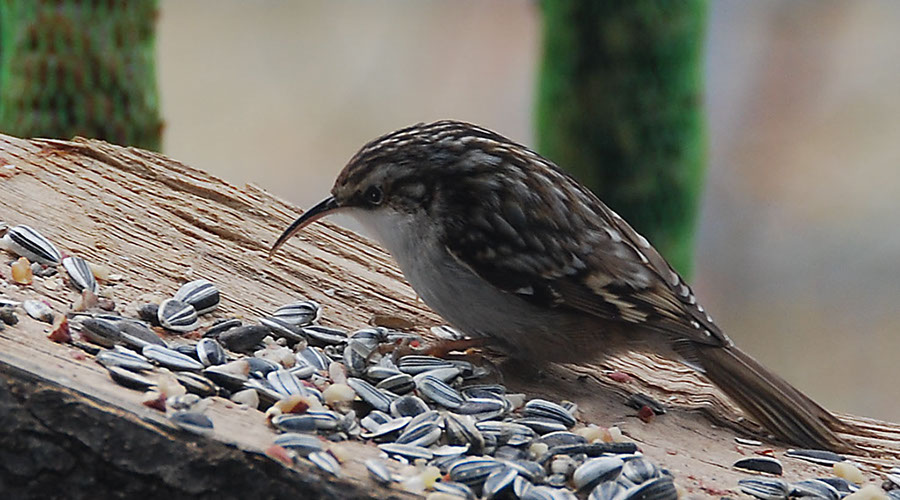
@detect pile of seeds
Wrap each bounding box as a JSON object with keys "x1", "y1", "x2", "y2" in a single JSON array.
[{"x1": 1, "y1": 222, "x2": 897, "y2": 500}]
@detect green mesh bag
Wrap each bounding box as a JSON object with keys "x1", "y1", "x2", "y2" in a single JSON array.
[
  {"x1": 0, "y1": 0, "x2": 161, "y2": 150},
  {"x1": 537, "y1": 0, "x2": 708, "y2": 277}
]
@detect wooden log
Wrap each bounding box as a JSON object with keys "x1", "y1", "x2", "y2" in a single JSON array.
[{"x1": 0, "y1": 134, "x2": 897, "y2": 498}]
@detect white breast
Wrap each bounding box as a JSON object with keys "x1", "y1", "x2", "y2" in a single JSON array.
[{"x1": 347, "y1": 207, "x2": 600, "y2": 361}]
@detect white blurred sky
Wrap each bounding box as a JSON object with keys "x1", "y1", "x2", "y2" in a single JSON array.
[{"x1": 158, "y1": 0, "x2": 900, "y2": 420}]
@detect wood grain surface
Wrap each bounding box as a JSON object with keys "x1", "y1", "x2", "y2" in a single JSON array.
[{"x1": 0, "y1": 134, "x2": 896, "y2": 498}]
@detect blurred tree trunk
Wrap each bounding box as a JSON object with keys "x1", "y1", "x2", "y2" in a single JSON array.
[
  {"x1": 536, "y1": 0, "x2": 707, "y2": 277},
  {"x1": 0, "y1": 0, "x2": 162, "y2": 150}
]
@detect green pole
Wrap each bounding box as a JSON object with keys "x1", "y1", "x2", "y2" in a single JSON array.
[
  {"x1": 0, "y1": 0, "x2": 162, "y2": 150},
  {"x1": 537, "y1": 0, "x2": 708, "y2": 277}
]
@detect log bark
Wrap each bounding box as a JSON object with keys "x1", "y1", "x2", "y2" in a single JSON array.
[{"x1": 0, "y1": 134, "x2": 897, "y2": 498}]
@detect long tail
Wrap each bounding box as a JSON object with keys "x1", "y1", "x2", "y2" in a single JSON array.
[{"x1": 693, "y1": 344, "x2": 852, "y2": 452}]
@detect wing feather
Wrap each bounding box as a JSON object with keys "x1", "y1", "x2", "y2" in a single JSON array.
[{"x1": 439, "y1": 147, "x2": 728, "y2": 347}]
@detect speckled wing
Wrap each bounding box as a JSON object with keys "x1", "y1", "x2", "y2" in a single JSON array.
[{"x1": 440, "y1": 153, "x2": 728, "y2": 347}]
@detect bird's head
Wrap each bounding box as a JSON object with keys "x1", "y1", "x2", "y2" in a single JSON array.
[{"x1": 269, "y1": 120, "x2": 523, "y2": 256}]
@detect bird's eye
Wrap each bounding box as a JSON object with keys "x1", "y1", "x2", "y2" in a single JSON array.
[{"x1": 364, "y1": 185, "x2": 383, "y2": 205}]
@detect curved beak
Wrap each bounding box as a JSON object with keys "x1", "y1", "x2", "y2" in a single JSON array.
[{"x1": 269, "y1": 196, "x2": 340, "y2": 258}]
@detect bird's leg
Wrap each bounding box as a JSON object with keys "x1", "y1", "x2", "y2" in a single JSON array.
[
  {"x1": 379, "y1": 336, "x2": 489, "y2": 361},
  {"x1": 423, "y1": 337, "x2": 489, "y2": 357}
]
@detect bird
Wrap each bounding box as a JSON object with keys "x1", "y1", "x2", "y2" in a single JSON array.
[{"x1": 270, "y1": 119, "x2": 851, "y2": 452}]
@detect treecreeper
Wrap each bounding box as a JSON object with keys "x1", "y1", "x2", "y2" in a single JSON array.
[{"x1": 270, "y1": 120, "x2": 853, "y2": 452}]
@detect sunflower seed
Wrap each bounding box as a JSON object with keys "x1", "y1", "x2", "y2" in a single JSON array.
[
  {"x1": 514, "y1": 475, "x2": 535, "y2": 499},
  {"x1": 106, "y1": 365, "x2": 156, "y2": 390},
  {"x1": 157, "y1": 299, "x2": 199, "y2": 333},
  {"x1": 366, "y1": 365, "x2": 403, "y2": 382},
  {"x1": 395, "y1": 420, "x2": 442, "y2": 447},
  {"x1": 273, "y1": 432, "x2": 324, "y2": 455},
  {"x1": 433, "y1": 480, "x2": 476, "y2": 499},
  {"x1": 625, "y1": 393, "x2": 667, "y2": 415},
  {"x1": 536, "y1": 431, "x2": 586, "y2": 448},
  {"x1": 476, "y1": 421, "x2": 536, "y2": 447},
  {"x1": 167, "y1": 393, "x2": 203, "y2": 412},
  {"x1": 350, "y1": 327, "x2": 388, "y2": 350},
  {"x1": 23, "y1": 299, "x2": 54, "y2": 324},
  {"x1": 173, "y1": 279, "x2": 220, "y2": 315},
  {"x1": 784, "y1": 449, "x2": 845, "y2": 466},
  {"x1": 621, "y1": 458, "x2": 660, "y2": 484},
  {"x1": 589, "y1": 481, "x2": 626, "y2": 500},
  {"x1": 142, "y1": 344, "x2": 204, "y2": 371},
  {"x1": 444, "y1": 412, "x2": 486, "y2": 454},
  {"x1": 1, "y1": 225, "x2": 60, "y2": 265},
  {"x1": 448, "y1": 457, "x2": 504, "y2": 486},
  {"x1": 430, "y1": 445, "x2": 469, "y2": 459},
  {"x1": 460, "y1": 384, "x2": 505, "y2": 399},
  {"x1": 202, "y1": 361, "x2": 249, "y2": 389},
  {"x1": 457, "y1": 398, "x2": 508, "y2": 421},
  {"x1": 246, "y1": 357, "x2": 281, "y2": 376},
  {"x1": 360, "y1": 410, "x2": 393, "y2": 433},
  {"x1": 169, "y1": 411, "x2": 214, "y2": 436},
  {"x1": 267, "y1": 369, "x2": 307, "y2": 398},
  {"x1": 619, "y1": 476, "x2": 676, "y2": 500},
  {"x1": 80, "y1": 317, "x2": 122, "y2": 347},
  {"x1": 573, "y1": 457, "x2": 624, "y2": 491},
  {"x1": 407, "y1": 409, "x2": 442, "y2": 428},
  {"x1": 137, "y1": 304, "x2": 161, "y2": 326},
  {"x1": 514, "y1": 417, "x2": 567, "y2": 434},
  {"x1": 271, "y1": 414, "x2": 319, "y2": 433},
  {"x1": 175, "y1": 372, "x2": 218, "y2": 397},
  {"x1": 203, "y1": 318, "x2": 241, "y2": 338},
  {"x1": 308, "y1": 410, "x2": 342, "y2": 430},
  {"x1": 378, "y1": 443, "x2": 433, "y2": 461},
  {"x1": 365, "y1": 459, "x2": 393, "y2": 485},
  {"x1": 390, "y1": 394, "x2": 430, "y2": 417},
  {"x1": 273, "y1": 300, "x2": 320, "y2": 326},
  {"x1": 361, "y1": 416, "x2": 411, "y2": 439},
  {"x1": 341, "y1": 340, "x2": 371, "y2": 376},
  {"x1": 96, "y1": 349, "x2": 154, "y2": 372},
  {"x1": 347, "y1": 377, "x2": 393, "y2": 412},
  {"x1": 173, "y1": 343, "x2": 200, "y2": 359},
  {"x1": 739, "y1": 478, "x2": 790, "y2": 500},
  {"x1": 288, "y1": 364, "x2": 315, "y2": 379},
  {"x1": 296, "y1": 346, "x2": 331, "y2": 371},
  {"x1": 417, "y1": 375, "x2": 464, "y2": 409},
  {"x1": 734, "y1": 456, "x2": 783, "y2": 476},
  {"x1": 814, "y1": 477, "x2": 858, "y2": 495},
  {"x1": 376, "y1": 373, "x2": 415, "y2": 394},
  {"x1": 790, "y1": 480, "x2": 840, "y2": 500},
  {"x1": 307, "y1": 451, "x2": 340, "y2": 476},
  {"x1": 501, "y1": 460, "x2": 542, "y2": 484},
  {"x1": 62, "y1": 256, "x2": 99, "y2": 293},
  {"x1": 302, "y1": 325, "x2": 348, "y2": 345},
  {"x1": 528, "y1": 485, "x2": 576, "y2": 500},
  {"x1": 523, "y1": 399, "x2": 576, "y2": 427},
  {"x1": 258, "y1": 316, "x2": 306, "y2": 343},
  {"x1": 413, "y1": 366, "x2": 462, "y2": 385},
  {"x1": 483, "y1": 466, "x2": 518, "y2": 500},
  {"x1": 118, "y1": 320, "x2": 165, "y2": 348},
  {"x1": 196, "y1": 338, "x2": 226, "y2": 366},
  {"x1": 241, "y1": 380, "x2": 282, "y2": 407},
  {"x1": 430, "y1": 324, "x2": 467, "y2": 340},
  {"x1": 218, "y1": 324, "x2": 269, "y2": 352},
  {"x1": 398, "y1": 355, "x2": 457, "y2": 374}
]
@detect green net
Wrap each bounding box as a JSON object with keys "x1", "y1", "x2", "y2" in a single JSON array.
[
  {"x1": 0, "y1": 0, "x2": 161, "y2": 150},
  {"x1": 537, "y1": 0, "x2": 708, "y2": 277}
]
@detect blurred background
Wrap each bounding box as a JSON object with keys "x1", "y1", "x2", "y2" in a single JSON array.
[{"x1": 4, "y1": 1, "x2": 899, "y2": 420}]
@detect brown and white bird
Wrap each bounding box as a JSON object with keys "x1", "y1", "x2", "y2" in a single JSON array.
[{"x1": 270, "y1": 120, "x2": 850, "y2": 451}]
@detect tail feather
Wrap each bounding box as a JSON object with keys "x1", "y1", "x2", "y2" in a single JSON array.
[{"x1": 694, "y1": 344, "x2": 851, "y2": 452}]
